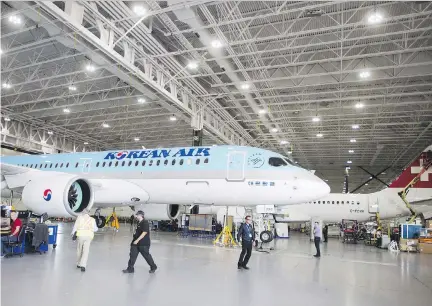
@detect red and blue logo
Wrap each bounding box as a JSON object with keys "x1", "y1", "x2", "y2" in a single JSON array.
[
  {"x1": 115, "y1": 151, "x2": 129, "y2": 160},
  {"x1": 43, "y1": 189, "x2": 52, "y2": 201}
]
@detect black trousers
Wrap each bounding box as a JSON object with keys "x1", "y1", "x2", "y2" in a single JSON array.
[
  {"x1": 314, "y1": 237, "x2": 321, "y2": 256},
  {"x1": 238, "y1": 241, "x2": 252, "y2": 267},
  {"x1": 323, "y1": 233, "x2": 328, "y2": 242},
  {"x1": 128, "y1": 245, "x2": 157, "y2": 270}
]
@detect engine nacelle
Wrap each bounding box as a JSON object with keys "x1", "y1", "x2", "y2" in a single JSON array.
[
  {"x1": 133, "y1": 204, "x2": 185, "y2": 220},
  {"x1": 22, "y1": 174, "x2": 94, "y2": 217}
]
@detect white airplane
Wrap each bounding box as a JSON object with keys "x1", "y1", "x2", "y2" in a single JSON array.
[
  {"x1": 273, "y1": 145, "x2": 432, "y2": 223},
  {"x1": 172, "y1": 145, "x2": 432, "y2": 224},
  {"x1": 0, "y1": 145, "x2": 330, "y2": 218}
]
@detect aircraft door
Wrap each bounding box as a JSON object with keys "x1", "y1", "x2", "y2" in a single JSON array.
[
  {"x1": 226, "y1": 151, "x2": 246, "y2": 181},
  {"x1": 368, "y1": 197, "x2": 379, "y2": 214},
  {"x1": 81, "y1": 158, "x2": 92, "y2": 174}
]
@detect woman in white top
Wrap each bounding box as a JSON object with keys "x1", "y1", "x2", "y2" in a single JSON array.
[{"x1": 72, "y1": 209, "x2": 98, "y2": 272}]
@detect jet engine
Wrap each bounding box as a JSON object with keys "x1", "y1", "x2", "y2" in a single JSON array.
[
  {"x1": 133, "y1": 204, "x2": 185, "y2": 220},
  {"x1": 21, "y1": 174, "x2": 94, "y2": 217}
]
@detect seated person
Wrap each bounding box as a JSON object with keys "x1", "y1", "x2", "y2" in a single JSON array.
[{"x1": 1, "y1": 211, "x2": 22, "y2": 256}]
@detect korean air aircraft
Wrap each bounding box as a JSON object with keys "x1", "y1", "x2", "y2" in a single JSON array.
[{"x1": 0, "y1": 145, "x2": 330, "y2": 218}]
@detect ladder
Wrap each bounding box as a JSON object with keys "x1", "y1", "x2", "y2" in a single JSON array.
[{"x1": 397, "y1": 153, "x2": 431, "y2": 224}]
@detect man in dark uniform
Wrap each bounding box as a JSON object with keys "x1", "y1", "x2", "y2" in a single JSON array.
[
  {"x1": 323, "y1": 225, "x2": 328, "y2": 242},
  {"x1": 237, "y1": 215, "x2": 255, "y2": 270},
  {"x1": 122, "y1": 211, "x2": 157, "y2": 274}
]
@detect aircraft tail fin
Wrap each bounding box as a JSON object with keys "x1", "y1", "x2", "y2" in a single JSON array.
[{"x1": 389, "y1": 145, "x2": 432, "y2": 189}]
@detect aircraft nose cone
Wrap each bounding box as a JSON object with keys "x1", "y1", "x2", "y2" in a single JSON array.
[{"x1": 308, "y1": 174, "x2": 331, "y2": 199}]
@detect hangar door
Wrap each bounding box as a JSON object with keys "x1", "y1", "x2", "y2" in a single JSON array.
[{"x1": 226, "y1": 151, "x2": 246, "y2": 181}]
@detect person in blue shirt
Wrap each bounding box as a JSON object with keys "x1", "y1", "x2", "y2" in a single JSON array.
[{"x1": 237, "y1": 215, "x2": 255, "y2": 270}]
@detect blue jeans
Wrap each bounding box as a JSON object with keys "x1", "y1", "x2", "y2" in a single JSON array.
[{"x1": 1, "y1": 235, "x2": 18, "y2": 255}]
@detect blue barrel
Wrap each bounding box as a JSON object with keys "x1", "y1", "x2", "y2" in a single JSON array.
[{"x1": 48, "y1": 225, "x2": 58, "y2": 248}]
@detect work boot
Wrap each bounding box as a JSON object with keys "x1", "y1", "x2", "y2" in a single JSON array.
[
  {"x1": 242, "y1": 265, "x2": 250, "y2": 270},
  {"x1": 313, "y1": 254, "x2": 320, "y2": 258},
  {"x1": 237, "y1": 264, "x2": 243, "y2": 270},
  {"x1": 122, "y1": 268, "x2": 134, "y2": 274},
  {"x1": 77, "y1": 265, "x2": 81, "y2": 269},
  {"x1": 81, "y1": 267, "x2": 86, "y2": 272},
  {"x1": 149, "y1": 266, "x2": 157, "y2": 273}
]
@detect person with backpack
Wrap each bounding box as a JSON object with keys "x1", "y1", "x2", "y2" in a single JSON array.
[{"x1": 237, "y1": 215, "x2": 255, "y2": 270}]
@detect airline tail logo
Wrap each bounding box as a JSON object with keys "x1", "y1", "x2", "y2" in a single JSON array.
[
  {"x1": 43, "y1": 189, "x2": 52, "y2": 201},
  {"x1": 390, "y1": 146, "x2": 432, "y2": 188}
]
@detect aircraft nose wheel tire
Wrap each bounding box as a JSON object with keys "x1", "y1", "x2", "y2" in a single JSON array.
[{"x1": 260, "y1": 230, "x2": 274, "y2": 243}]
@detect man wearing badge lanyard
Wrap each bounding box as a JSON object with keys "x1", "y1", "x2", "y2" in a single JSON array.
[{"x1": 237, "y1": 215, "x2": 255, "y2": 270}]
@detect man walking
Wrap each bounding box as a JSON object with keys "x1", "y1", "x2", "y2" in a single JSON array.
[
  {"x1": 72, "y1": 209, "x2": 98, "y2": 272},
  {"x1": 313, "y1": 221, "x2": 322, "y2": 258},
  {"x1": 123, "y1": 211, "x2": 157, "y2": 274},
  {"x1": 323, "y1": 225, "x2": 328, "y2": 243},
  {"x1": 237, "y1": 215, "x2": 255, "y2": 270}
]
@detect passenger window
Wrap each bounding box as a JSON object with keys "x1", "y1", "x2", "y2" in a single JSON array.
[
  {"x1": 44, "y1": 164, "x2": 48, "y2": 168},
  {"x1": 122, "y1": 161, "x2": 126, "y2": 166},
  {"x1": 164, "y1": 160, "x2": 168, "y2": 166},
  {"x1": 156, "y1": 160, "x2": 160, "y2": 166},
  {"x1": 180, "y1": 159, "x2": 184, "y2": 165},
  {"x1": 351, "y1": 201, "x2": 354, "y2": 205},
  {"x1": 135, "y1": 161, "x2": 139, "y2": 166},
  {"x1": 142, "y1": 161, "x2": 146, "y2": 166},
  {"x1": 318, "y1": 201, "x2": 320, "y2": 204},
  {"x1": 102, "y1": 162, "x2": 106, "y2": 167},
  {"x1": 196, "y1": 159, "x2": 200, "y2": 165},
  {"x1": 50, "y1": 164, "x2": 53, "y2": 168},
  {"x1": 76, "y1": 162, "x2": 79, "y2": 168},
  {"x1": 269, "y1": 157, "x2": 287, "y2": 167},
  {"x1": 337, "y1": 201, "x2": 339, "y2": 204},
  {"x1": 327, "y1": 201, "x2": 330, "y2": 204},
  {"x1": 61, "y1": 163, "x2": 64, "y2": 168},
  {"x1": 357, "y1": 201, "x2": 360, "y2": 205},
  {"x1": 109, "y1": 162, "x2": 112, "y2": 167},
  {"x1": 204, "y1": 158, "x2": 209, "y2": 164},
  {"x1": 313, "y1": 201, "x2": 316, "y2": 204},
  {"x1": 55, "y1": 163, "x2": 58, "y2": 168},
  {"x1": 332, "y1": 201, "x2": 335, "y2": 204},
  {"x1": 96, "y1": 162, "x2": 100, "y2": 167},
  {"x1": 66, "y1": 163, "x2": 69, "y2": 168},
  {"x1": 149, "y1": 160, "x2": 153, "y2": 166},
  {"x1": 172, "y1": 159, "x2": 176, "y2": 166},
  {"x1": 26, "y1": 164, "x2": 28, "y2": 167},
  {"x1": 115, "y1": 161, "x2": 118, "y2": 167},
  {"x1": 187, "y1": 158, "x2": 192, "y2": 165},
  {"x1": 128, "y1": 161, "x2": 132, "y2": 166},
  {"x1": 342, "y1": 201, "x2": 344, "y2": 204}
]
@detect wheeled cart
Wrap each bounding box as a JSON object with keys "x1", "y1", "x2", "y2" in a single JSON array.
[{"x1": 47, "y1": 225, "x2": 58, "y2": 249}]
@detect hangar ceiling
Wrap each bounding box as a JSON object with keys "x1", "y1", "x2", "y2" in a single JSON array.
[{"x1": 1, "y1": 1, "x2": 432, "y2": 193}]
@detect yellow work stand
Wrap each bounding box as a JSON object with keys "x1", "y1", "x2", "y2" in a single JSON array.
[
  {"x1": 105, "y1": 210, "x2": 120, "y2": 231},
  {"x1": 213, "y1": 226, "x2": 237, "y2": 247}
]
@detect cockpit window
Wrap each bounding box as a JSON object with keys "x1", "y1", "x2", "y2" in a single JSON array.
[
  {"x1": 283, "y1": 158, "x2": 298, "y2": 167},
  {"x1": 269, "y1": 157, "x2": 287, "y2": 167}
]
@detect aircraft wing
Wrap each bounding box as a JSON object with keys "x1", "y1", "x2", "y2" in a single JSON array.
[{"x1": 1, "y1": 163, "x2": 31, "y2": 176}]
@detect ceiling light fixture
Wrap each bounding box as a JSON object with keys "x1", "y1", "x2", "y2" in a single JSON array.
[
  {"x1": 359, "y1": 71, "x2": 370, "y2": 79},
  {"x1": 4, "y1": 117, "x2": 11, "y2": 122},
  {"x1": 187, "y1": 61, "x2": 198, "y2": 70},
  {"x1": 312, "y1": 116, "x2": 320, "y2": 122},
  {"x1": 316, "y1": 133, "x2": 323, "y2": 138},
  {"x1": 133, "y1": 5, "x2": 147, "y2": 16},
  {"x1": 134, "y1": 137, "x2": 140, "y2": 141},
  {"x1": 8, "y1": 15, "x2": 22, "y2": 25},
  {"x1": 355, "y1": 103, "x2": 364, "y2": 109},
  {"x1": 2, "y1": 83, "x2": 12, "y2": 89},
  {"x1": 102, "y1": 123, "x2": 110, "y2": 128},
  {"x1": 368, "y1": 12, "x2": 383, "y2": 24},
  {"x1": 241, "y1": 83, "x2": 250, "y2": 90},
  {"x1": 137, "y1": 98, "x2": 146, "y2": 103},
  {"x1": 280, "y1": 140, "x2": 288, "y2": 145},
  {"x1": 211, "y1": 39, "x2": 223, "y2": 48},
  {"x1": 170, "y1": 115, "x2": 177, "y2": 121},
  {"x1": 258, "y1": 109, "x2": 267, "y2": 115},
  {"x1": 288, "y1": 151, "x2": 292, "y2": 154},
  {"x1": 271, "y1": 128, "x2": 278, "y2": 133},
  {"x1": 63, "y1": 108, "x2": 70, "y2": 113},
  {"x1": 349, "y1": 150, "x2": 354, "y2": 153},
  {"x1": 47, "y1": 131, "x2": 53, "y2": 135},
  {"x1": 68, "y1": 85, "x2": 77, "y2": 91},
  {"x1": 86, "y1": 64, "x2": 95, "y2": 72},
  {"x1": 350, "y1": 139, "x2": 357, "y2": 143},
  {"x1": 0, "y1": 49, "x2": 3, "y2": 55},
  {"x1": 365, "y1": 183, "x2": 369, "y2": 186},
  {"x1": 352, "y1": 124, "x2": 360, "y2": 129},
  {"x1": 84, "y1": 142, "x2": 89, "y2": 145},
  {"x1": 347, "y1": 160, "x2": 352, "y2": 164}
]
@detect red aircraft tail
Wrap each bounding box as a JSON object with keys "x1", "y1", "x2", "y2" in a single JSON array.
[{"x1": 389, "y1": 145, "x2": 432, "y2": 189}]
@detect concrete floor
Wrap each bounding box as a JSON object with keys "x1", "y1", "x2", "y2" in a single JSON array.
[{"x1": 2, "y1": 224, "x2": 432, "y2": 306}]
